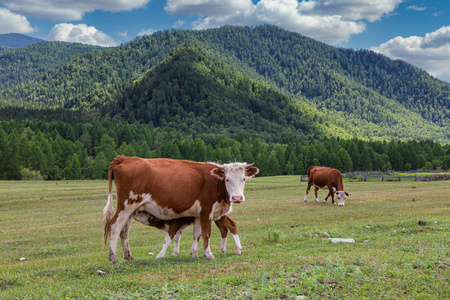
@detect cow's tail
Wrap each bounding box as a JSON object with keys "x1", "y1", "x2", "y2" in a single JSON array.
[{"x1": 102, "y1": 163, "x2": 116, "y2": 251}]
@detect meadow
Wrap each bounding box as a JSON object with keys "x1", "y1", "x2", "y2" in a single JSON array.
[{"x1": 0, "y1": 177, "x2": 449, "y2": 299}]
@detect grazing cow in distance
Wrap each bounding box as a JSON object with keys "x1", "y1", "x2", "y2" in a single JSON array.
[
  {"x1": 103, "y1": 156, "x2": 259, "y2": 263},
  {"x1": 133, "y1": 212, "x2": 242, "y2": 259},
  {"x1": 303, "y1": 166, "x2": 350, "y2": 206}
]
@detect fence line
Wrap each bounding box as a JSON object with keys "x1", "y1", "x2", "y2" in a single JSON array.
[{"x1": 300, "y1": 172, "x2": 449, "y2": 182}]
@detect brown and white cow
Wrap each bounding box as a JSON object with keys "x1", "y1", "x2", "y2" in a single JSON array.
[
  {"x1": 102, "y1": 156, "x2": 258, "y2": 263},
  {"x1": 303, "y1": 166, "x2": 350, "y2": 206},
  {"x1": 133, "y1": 211, "x2": 242, "y2": 259}
]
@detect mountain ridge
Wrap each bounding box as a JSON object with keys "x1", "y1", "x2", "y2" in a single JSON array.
[
  {"x1": 0, "y1": 25, "x2": 448, "y2": 143},
  {"x1": 0, "y1": 33, "x2": 44, "y2": 48}
]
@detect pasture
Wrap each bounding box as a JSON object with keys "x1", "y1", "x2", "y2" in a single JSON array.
[{"x1": 0, "y1": 177, "x2": 449, "y2": 299}]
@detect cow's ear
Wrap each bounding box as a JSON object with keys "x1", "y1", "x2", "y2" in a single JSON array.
[
  {"x1": 211, "y1": 168, "x2": 225, "y2": 180},
  {"x1": 345, "y1": 192, "x2": 350, "y2": 196},
  {"x1": 246, "y1": 166, "x2": 259, "y2": 178}
]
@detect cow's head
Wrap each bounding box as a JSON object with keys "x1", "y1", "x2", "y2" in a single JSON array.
[
  {"x1": 335, "y1": 191, "x2": 350, "y2": 206},
  {"x1": 211, "y1": 162, "x2": 259, "y2": 203}
]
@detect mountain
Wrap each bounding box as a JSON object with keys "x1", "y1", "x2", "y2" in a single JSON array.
[
  {"x1": 0, "y1": 33, "x2": 44, "y2": 48},
  {"x1": 75, "y1": 46, "x2": 349, "y2": 140},
  {"x1": 0, "y1": 25, "x2": 449, "y2": 143},
  {"x1": 0, "y1": 41, "x2": 103, "y2": 89}
]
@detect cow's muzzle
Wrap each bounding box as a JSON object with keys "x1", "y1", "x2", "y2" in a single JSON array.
[{"x1": 231, "y1": 196, "x2": 243, "y2": 203}]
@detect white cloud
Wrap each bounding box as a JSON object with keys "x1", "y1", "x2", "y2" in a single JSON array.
[
  {"x1": 172, "y1": 19, "x2": 185, "y2": 28},
  {"x1": 118, "y1": 31, "x2": 129, "y2": 39},
  {"x1": 406, "y1": 5, "x2": 427, "y2": 12},
  {"x1": 166, "y1": 0, "x2": 404, "y2": 45},
  {"x1": 0, "y1": 0, "x2": 151, "y2": 21},
  {"x1": 0, "y1": 7, "x2": 35, "y2": 34},
  {"x1": 297, "y1": 0, "x2": 403, "y2": 22},
  {"x1": 45, "y1": 23, "x2": 119, "y2": 47},
  {"x1": 370, "y1": 26, "x2": 450, "y2": 83},
  {"x1": 138, "y1": 28, "x2": 156, "y2": 36},
  {"x1": 165, "y1": 0, "x2": 253, "y2": 16}
]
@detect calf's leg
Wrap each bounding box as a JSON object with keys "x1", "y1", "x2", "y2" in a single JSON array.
[
  {"x1": 215, "y1": 215, "x2": 242, "y2": 255},
  {"x1": 190, "y1": 218, "x2": 202, "y2": 259}
]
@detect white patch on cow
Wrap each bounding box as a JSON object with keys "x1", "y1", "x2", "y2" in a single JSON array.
[
  {"x1": 304, "y1": 195, "x2": 308, "y2": 202},
  {"x1": 109, "y1": 200, "x2": 143, "y2": 262},
  {"x1": 332, "y1": 187, "x2": 337, "y2": 192},
  {"x1": 140, "y1": 197, "x2": 202, "y2": 220},
  {"x1": 336, "y1": 191, "x2": 347, "y2": 206},
  {"x1": 209, "y1": 201, "x2": 232, "y2": 221},
  {"x1": 231, "y1": 233, "x2": 242, "y2": 255},
  {"x1": 222, "y1": 162, "x2": 250, "y2": 203},
  {"x1": 203, "y1": 243, "x2": 215, "y2": 260},
  {"x1": 190, "y1": 218, "x2": 201, "y2": 258},
  {"x1": 172, "y1": 231, "x2": 182, "y2": 256},
  {"x1": 156, "y1": 233, "x2": 172, "y2": 259},
  {"x1": 129, "y1": 190, "x2": 138, "y2": 200},
  {"x1": 220, "y1": 237, "x2": 227, "y2": 253},
  {"x1": 313, "y1": 183, "x2": 327, "y2": 189}
]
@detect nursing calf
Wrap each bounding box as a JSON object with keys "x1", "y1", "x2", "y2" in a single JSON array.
[
  {"x1": 133, "y1": 212, "x2": 242, "y2": 258},
  {"x1": 304, "y1": 166, "x2": 350, "y2": 206},
  {"x1": 102, "y1": 156, "x2": 259, "y2": 263}
]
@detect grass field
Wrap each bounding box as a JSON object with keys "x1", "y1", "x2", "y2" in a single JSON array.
[{"x1": 0, "y1": 177, "x2": 449, "y2": 299}]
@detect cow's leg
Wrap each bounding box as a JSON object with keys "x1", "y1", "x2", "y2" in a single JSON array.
[
  {"x1": 314, "y1": 187, "x2": 320, "y2": 202},
  {"x1": 120, "y1": 216, "x2": 133, "y2": 260},
  {"x1": 109, "y1": 202, "x2": 143, "y2": 263},
  {"x1": 172, "y1": 231, "x2": 182, "y2": 256},
  {"x1": 200, "y1": 215, "x2": 214, "y2": 260},
  {"x1": 223, "y1": 216, "x2": 241, "y2": 254},
  {"x1": 190, "y1": 218, "x2": 202, "y2": 259},
  {"x1": 215, "y1": 218, "x2": 228, "y2": 254},
  {"x1": 108, "y1": 218, "x2": 120, "y2": 264},
  {"x1": 324, "y1": 188, "x2": 332, "y2": 203},
  {"x1": 304, "y1": 180, "x2": 312, "y2": 202}
]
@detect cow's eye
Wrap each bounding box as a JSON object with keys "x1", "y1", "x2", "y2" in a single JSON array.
[
  {"x1": 225, "y1": 178, "x2": 230, "y2": 182},
  {"x1": 242, "y1": 178, "x2": 246, "y2": 181}
]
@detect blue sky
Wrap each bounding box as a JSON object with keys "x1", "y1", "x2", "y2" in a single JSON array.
[{"x1": 0, "y1": 0, "x2": 449, "y2": 82}]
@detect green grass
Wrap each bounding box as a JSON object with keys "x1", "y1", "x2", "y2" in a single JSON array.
[{"x1": 1, "y1": 177, "x2": 449, "y2": 299}]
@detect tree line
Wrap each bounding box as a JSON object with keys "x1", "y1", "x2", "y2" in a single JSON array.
[{"x1": 1, "y1": 120, "x2": 448, "y2": 180}]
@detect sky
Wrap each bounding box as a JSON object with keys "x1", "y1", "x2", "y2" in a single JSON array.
[{"x1": 0, "y1": 0, "x2": 449, "y2": 83}]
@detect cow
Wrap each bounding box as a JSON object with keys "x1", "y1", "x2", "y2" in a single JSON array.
[
  {"x1": 303, "y1": 166, "x2": 350, "y2": 206},
  {"x1": 133, "y1": 212, "x2": 242, "y2": 259},
  {"x1": 102, "y1": 156, "x2": 259, "y2": 263}
]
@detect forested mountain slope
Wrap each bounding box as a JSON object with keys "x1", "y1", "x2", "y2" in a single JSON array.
[
  {"x1": 0, "y1": 25, "x2": 448, "y2": 143},
  {"x1": 0, "y1": 42, "x2": 103, "y2": 89},
  {"x1": 0, "y1": 33, "x2": 43, "y2": 48},
  {"x1": 73, "y1": 46, "x2": 350, "y2": 140}
]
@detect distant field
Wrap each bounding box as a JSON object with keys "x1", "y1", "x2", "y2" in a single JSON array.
[{"x1": 0, "y1": 178, "x2": 449, "y2": 299}]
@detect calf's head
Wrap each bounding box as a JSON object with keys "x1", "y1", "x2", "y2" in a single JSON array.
[
  {"x1": 335, "y1": 191, "x2": 350, "y2": 206},
  {"x1": 212, "y1": 162, "x2": 259, "y2": 203}
]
